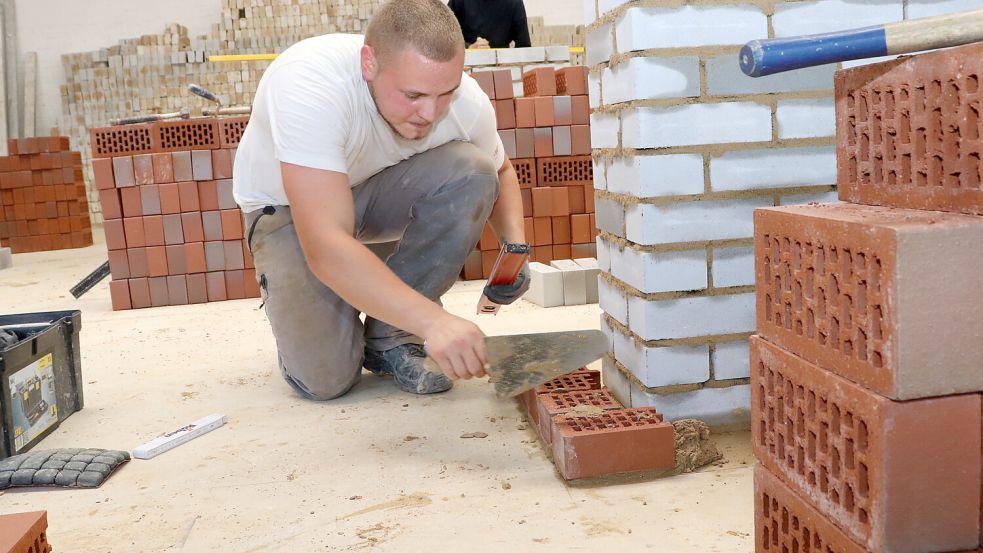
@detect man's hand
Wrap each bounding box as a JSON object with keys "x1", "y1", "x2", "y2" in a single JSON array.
[
  {"x1": 472, "y1": 37, "x2": 491, "y2": 49},
  {"x1": 482, "y1": 262, "x2": 530, "y2": 305},
  {"x1": 422, "y1": 314, "x2": 488, "y2": 380}
]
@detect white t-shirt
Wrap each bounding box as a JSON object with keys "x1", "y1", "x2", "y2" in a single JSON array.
[{"x1": 233, "y1": 34, "x2": 505, "y2": 213}]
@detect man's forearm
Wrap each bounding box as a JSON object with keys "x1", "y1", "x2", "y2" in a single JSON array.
[{"x1": 487, "y1": 159, "x2": 526, "y2": 244}]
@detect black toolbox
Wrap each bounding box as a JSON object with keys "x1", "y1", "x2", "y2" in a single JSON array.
[{"x1": 0, "y1": 310, "x2": 83, "y2": 459}]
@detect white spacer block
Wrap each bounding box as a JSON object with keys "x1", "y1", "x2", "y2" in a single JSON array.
[
  {"x1": 527, "y1": 262, "x2": 564, "y2": 307},
  {"x1": 573, "y1": 257, "x2": 600, "y2": 303},
  {"x1": 551, "y1": 259, "x2": 588, "y2": 305}
]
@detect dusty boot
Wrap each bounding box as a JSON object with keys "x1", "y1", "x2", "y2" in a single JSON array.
[{"x1": 363, "y1": 343, "x2": 453, "y2": 394}]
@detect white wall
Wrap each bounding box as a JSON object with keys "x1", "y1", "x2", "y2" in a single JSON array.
[
  {"x1": 15, "y1": 0, "x2": 221, "y2": 136},
  {"x1": 15, "y1": 0, "x2": 581, "y2": 137}
]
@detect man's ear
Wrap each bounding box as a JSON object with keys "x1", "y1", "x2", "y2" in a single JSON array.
[{"x1": 360, "y1": 45, "x2": 378, "y2": 81}]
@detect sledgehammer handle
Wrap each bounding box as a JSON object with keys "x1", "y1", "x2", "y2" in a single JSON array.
[{"x1": 741, "y1": 8, "x2": 983, "y2": 77}]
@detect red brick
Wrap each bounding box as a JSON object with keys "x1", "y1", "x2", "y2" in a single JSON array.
[
  {"x1": 191, "y1": 150, "x2": 213, "y2": 180},
  {"x1": 755, "y1": 464, "x2": 867, "y2": 553},
  {"x1": 534, "y1": 388, "x2": 622, "y2": 445},
  {"x1": 515, "y1": 128, "x2": 535, "y2": 159},
  {"x1": 126, "y1": 248, "x2": 150, "y2": 279},
  {"x1": 515, "y1": 98, "x2": 536, "y2": 128},
  {"x1": 89, "y1": 123, "x2": 154, "y2": 158},
  {"x1": 158, "y1": 183, "x2": 181, "y2": 215},
  {"x1": 471, "y1": 70, "x2": 496, "y2": 99},
  {"x1": 244, "y1": 268, "x2": 261, "y2": 298},
  {"x1": 166, "y1": 244, "x2": 187, "y2": 275},
  {"x1": 551, "y1": 216, "x2": 571, "y2": 244},
  {"x1": 499, "y1": 129, "x2": 517, "y2": 159},
  {"x1": 146, "y1": 246, "x2": 168, "y2": 277},
  {"x1": 156, "y1": 118, "x2": 220, "y2": 152},
  {"x1": 520, "y1": 189, "x2": 532, "y2": 217},
  {"x1": 166, "y1": 275, "x2": 189, "y2": 305},
  {"x1": 836, "y1": 42, "x2": 983, "y2": 215},
  {"x1": 570, "y1": 214, "x2": 591, "y2": 244},
  {"x1": 492, "y1": 69, "x2": 513, "y2": 100},
  {"x1": 108, "y1": 249, "x2": 130, "y2": 279},
  {"x1": 129, "y1": 277, "x2": 151, "y2": 309},
  {"x1": 198, "y1": 180, "x2": 219, "y2": 211},
  {"x1": 201, "y1": 211, "x2": 223, "y2": 241},
  {"x1": 480, "y1": 249, "x2": 498, "y2": 279},
  {"x1": 755, "y1": 203, "x2": 983, "y2": 400},
  {"x1": 537, "y1": 156, "x2": 593, "y2": 187},
  {"x1": 568, "y1": 185, "x2": 587, "y2": 214},
  {"x1": 512, "y1": 158, "x2": 536, "y2": 188},
  {"x1": 98, "y1": 189, "x2": 122, "y2": 220},
  {"x1": 111, "y1": 156, "x2": 135, "y2": 187},
  {"x1": 162, "y1": 214, "x2": 184, "y2": 245},
  {"x1": 586, "y1": 191, "x2": 595, "y2": 215},
  {"x1": 462, "y1": 249, "x2": 483, "y2": 280},
  {"x1": 242, "y1": 240, "x2": 254, "y2": 269},
  {"x1": 204, "y1": 241, "x2": 225, "y2": 272},
  {"x1": 0, "y1": 511, "x2": 53, "y2": 553},
  {"x1": 551, "y1": 186, "x2": 570, "y2": 216},
  {"x1": 211, "y1": 149, "x2": 233, "y2": 180},
  {"x1": 534, "y1": 128, "x2": 554, "y2": 158},
  {"x1": 531, "y1": 188, "x2": 552, "y2": 218},
  {"x1": 495, "y1": 99, "x2": 516, "y2": 130},
  {"x1": 143, "y1": 215, "x2": 165, "y2": 247},
  {"x1": 221, "y1": 209, "x2": 244, "y2": 240},
  {"x1": 178, "y1": 181, "x2": 200, "y2": 212},
  {"x1": 185, "y1": 242, "x2": 206, "y2": 273},
  {"x1": 216, "y1": 179, "x2": 237, "y2": 210},
  {"x1": 103, "y1": 219, "x2": 126, "y2": 250},
  {"x1": 520, "y1": 367, "x2": 602, "y2": 420},
  {"x1": 556, "y1": 66, "x2": 588, "y2": 96},
  {"x1": 478, "y1": 224, "x2": 498, "y2": 251},
  {"x1": 92, "y1": 158, "x2": 115, "y2": 190},
  {"x1": 187, "y1": 273, "x2": 208, "y2": 303},
  {"x1": 152, "y1": 152, "x2": 174, "y2": 183},
  {"x1": 121, "y1": 217, "x2": 145, "y2": 248},
  {"x1": 553, "y1": 243, "x2": 571, "y2": 259},
  {"x1": 219, "y1": 117, "x2": 249, "y2": 148},
  {"x1": 523, "y1": 67, "x2": 556, "y2": 97},
  {"x1": 553, "y1": 407, "x2": 674, "y2": 480},
  {"x1": 146, "y1": 276, "x2": 168, "y2": 306},
  {"x1": 553, "y1": 96, "x2": 573, "y2": 126},
  {"x1": 171, "y1": 151, "x2": 193, "y2": 181},
  {"x1": 120, "y1": 187, "x2": 142, "y2": 218},
  {"x1": 532, "y1": 216, "x2": 552, "y2": 246},
  {"x1": 533, "y1": 96, "x2": 554, "y2": 127},
  {"x1": 181, "y1": 212, "x2": 204, "y2": 243},
  {"x1": 109, "y1": 280, "x2": 131, "y2": 311},
  {"x1": 571, "y1": 125, "x2": 591, "y2": 155},
  {"x1": 133, "y1": 154, "x2": 154, "y2": 185},
  {"x1": 571, "y1": 95, "x2": 590, "y2": 126},
  {"x1": 205, "y1": 271, "x2": 228, "y2": 301},
  {"x1": 751, "y1": 335, "x2": 981, "y2": 552},
  {"x1": 140, "y1": 185, "x2": 161, "y2": 216},
  {"x1": 224, "y1": 240, "x2": 245, "y2": 270},
  {"x1": 226, "y1": 269, "x2": 246, "y2": 299}
]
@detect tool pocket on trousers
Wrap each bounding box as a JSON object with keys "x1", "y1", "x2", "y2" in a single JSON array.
[{"x1": 246, "y1": 205, "x2": 277, "y2": 254}]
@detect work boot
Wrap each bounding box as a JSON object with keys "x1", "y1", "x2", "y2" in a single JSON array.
[{"x1": 363, "y1": 343, "x2": 453, "y2": 394}]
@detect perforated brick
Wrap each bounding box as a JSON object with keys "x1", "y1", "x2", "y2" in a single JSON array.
[
  {"x1": 523, "y1": 67, "x2": 557, "y2": 97},
  {"x1": 0, "y1": 511, "x2": 52, "y2": 553},
  {"x1": 836, "y1": 42, "x2": 983, "y2": 215},
  {"x1": 155, "y1": 119, "x2": 220, "y2": 152},
  {"x1": 537, "y1": 156, "x2": 593, "y2": 187},
  {"x1": 751, "y1": 335, "x2": 981, "y2": 553},
  {"x1": 219, "y1": 116, "x2": 250, "y2": 148},
  {"x1": 755, "y1": 203, "x2": 983, "y2": 400},
  {"x1": 552, "y1": 407, "x2": 674, "y2": 480},
  {"x1": 512, "y1": 158, "x2": 536, "y2": 188},
  {"x1": 535, "y1": 388, "x2": 622, "y2": 445},
  {"x1": 89, "y1": 124, "x2": 154, "y2": 158},
  {"x1": 519, "y1": 368, "x2": 602, "y2": 423}
]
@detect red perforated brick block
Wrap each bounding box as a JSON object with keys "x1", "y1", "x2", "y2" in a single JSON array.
[
  {"x1": 143, "y1": 215, "x2": 165, "y2": 247},
  {"x1": 0, "y1": 511, "x2": 52, "y2": 553},
  {"x1": 119, "y1": 187, "x2": 141, "y2": 219},
  {"x1": 568, "y1": 185, "x2": 587, "y2": 214},
  {"x1": 531, "y1": 187, "x2": 552, "y2": 217},
  {"x1": 178, "y1": 181, "x2": 200, "y2": 212},
  {"x1": 462, "y1": 249, "x2": 482, "y2": 280},
  {"x1": 181, "y1": 212, "x2": 204, "y2": 243},
  {"x1": 570, "y1": 213, "x2": 591, "y2": 243},
  {"x1": 221, "y1": 209, "x2": 244, "y2": 240},
  {"x1": 191, "y1": 150, "x2": 214, "y2": 181},
  {"x1": 216, "y1": 179, "x2": 237, "y2": 210},
  {"x1": 202, "y1": 211, "x2": 223, "y2": 241},
  {"x1": 836, "y1": 42, "x2": 983, "y2": 215},
  {"x1": 148, "y1": 276, "x2": 169, "y2": 307},
  {"x1": 515, "y1": 128, "x2": 535, "y2": 159},
  {"x1": 206, "y1": 271, "x2": 228, "y2": 301},
  {"x1": 520, "y1": 189, "x2": 532, "y2": 217},
  {"x1": 523, "y1": 67, "x2": 556, "y2": 97},
  {"x1": 127, "y1": 248, "x2": 149, "y2": 278},
  {"x1": 751, "y1": 335, "x2": 981, "y2": 553},
  {"x1": 146, "y1": 246, "x2": 168, "y2": 277},
  {"x1": 556, "y1": 66, "x2": 588, "y2": 96},
  {"x1": 226, "y1": 269, "x2": 246, "y2": 299},
  {"x1": 129, "y1": 277, "x2": 151, "y2": 309},
  {"x1": 172, "y1": 152, "x2": 193, "y2": 182},
  {"x1": 515, "y1": 97, "x2": 536, "y2": 128},
  {"x1": 133, "y1": 154, "x2": 154, "y2": 185},
  {"x1": 551, "y1": 186, "x2": 570, "y2": 216},
  {"x1": 244, "y1": 268, "x2": 261, "y2": 298},
  {"x1": 90, "y1": 124, "x2": 154, "y2": 158},
  {"x1": 572, "y1": 95, "x2": 590, "y2": 126},
  {"x1": 112, "y1": 156, "x2": 135, "y2": 188},
  {"x1": 571, "y1": 125, "x2": 591, "y2": 155},
  {"x1": 521, "y1": 368, "x2": 602, "y2": 422},
  {"x1": 163, "y1": 214, "x2": 184, "y2": 245},
  {"x1": 92, "y1": 157, "x2": 115, "y2": 190},
  {"x1": 755, "y1": 203, "x2": 983, "y2": 400},
  {"x1": 185, "y1": 242, "x2": 206, "y2": 274},
  {"x1": 552, "y1": 216, "x2": 571, "y2": 244},
  {"x1": 158, "y1": 183, "x2": 181, "y2": 215},
  {"x1": 478, "y1": 224, "x2": 497, "y2": 251},
  {"x1": 471, "y1": 70, "x2": 496, "y2": 100},
  {"x1": 107, "y1": 248, "x2": 129, "y2": 279},
  {"x1": 187, "y1": 273, "x2": 208, "y2": 303},
  {"x1": 204, "y1": 241, "x2": 225, "y2": 272},
  {"x1": 480, "y1": 249, "x2": 497, "y2": 278},
  {"x1": 224, "y1": 240, "x2": 245, "y2": 270},
  {"x1": 535, "y1": 388, "x2": 621, "y2": 445},
  {"x1": 512, "y1": 158, "x2": 536, "y2": 188},
  {"x1": 755, "y1": 464, "x2": 867, "y2": 553},
  {"x1": 533, "y1": 96, "x2": 554, "y2": 127},
  {"x1": 156, "y1": 118, "x2": 219, "y2": 152},
  {"x1": 109, "y1": 279, "x2": 132, "y2": 311},
  {"x1": 534, "y1": 128, "x2": 553, "y2": 158},
  {"x1": 165, "y1": 244, "x2": 186, "y2": 275},
  {"x1": 536, "y1": 156, "x2": 593, "y2": 187},
  {"x1": 495, "y1": 99, "x2": 516, "y2": 130},
  {"x1": 219, "y1": 116, "x2": 249, "y2": 148},
  {"x1": 198, "y1": 180, "x2": 220, "y2": 211},
  {"x1": 104, "y1": 219, "x2": 126, "y2": 250},
  {"x1": 552, "y1": 407, "x2": 674, "y2": 480},
  {"x1": 98, "y1": 189, "x2": 122, "y2": 220},
  {"x1": 492, "y1": 69, "x2": 513, "y2": 100},
  {"x1": 140, "y1": 185, "x2": 161, "y2": 216},
  {"x1": 167, "y1": 275, "x2": 189, "y2": 305},
  {"x1": 152, "y1": 152, "x2": 174, "y2": 184}
]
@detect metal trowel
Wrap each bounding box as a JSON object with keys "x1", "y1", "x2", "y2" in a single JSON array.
[{"x1": 424, "y1": 329, "x2": 609, "y2": 398}]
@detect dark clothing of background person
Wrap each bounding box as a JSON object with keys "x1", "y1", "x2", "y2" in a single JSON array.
[{"x1": 448, "y1": 0, "x2": 532, "y2": 48}]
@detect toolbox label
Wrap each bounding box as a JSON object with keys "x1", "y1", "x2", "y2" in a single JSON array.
[{"x1": 9, "y1": 353, "x2": 58, "y2": 452}]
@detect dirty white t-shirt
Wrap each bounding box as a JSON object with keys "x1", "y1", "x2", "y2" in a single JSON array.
[{"x1": 233, "y1": 34, "x2": 504, "y2": 213}]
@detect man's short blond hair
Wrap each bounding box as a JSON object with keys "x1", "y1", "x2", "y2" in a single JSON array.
[{"x1": 365, "y1": 0, "x2": 464, "y2": 65}]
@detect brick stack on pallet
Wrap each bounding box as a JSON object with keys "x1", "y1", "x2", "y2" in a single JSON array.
[
  {"x1": 516, "y1": 367, "x2": 675, "y2": 480},
  {"x1": 751, "y1": 44, "x2": 983, "y2": 553},
  {"x1": 462, "y1": 65, "x2": 597, "y2": 280},
  {"x1": 0, "y1": 137, "x2": 93, "y2": 253},
  {"x1": 91, "y1": 116, "x2": 260, "y2": 311}
]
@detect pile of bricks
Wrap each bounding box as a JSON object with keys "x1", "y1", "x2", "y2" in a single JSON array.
[
  {"x1": 462, "y1": 65, "x2": 597, "y2": 280},
  {"x1": 751, "y1": 43, "x2": 983, "y2": 553},
  {"x1": 0, "y1": 511, "x2": 52, "y2": 553},
  {"x1": 527, "y1": 258, "x2": 599, "y2": 307},
  {"x1": 517, "y1": 367, "x2": 675, "y2": 480},
  {"x1": 91, "y1": 116, "x2": 260, "y2": 310},
  {"x1": 0, "y1": 137, "x2": 93, "y2": 253}
]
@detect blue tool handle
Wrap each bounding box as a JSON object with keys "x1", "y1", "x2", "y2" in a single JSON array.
[{"x1": 740, "y1": 26, "x2": 887, "y2": 77}]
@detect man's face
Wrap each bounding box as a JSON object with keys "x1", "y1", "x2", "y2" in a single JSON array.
[{"x1": 362, "y1": 46, "x2": 465, "y2": 140}]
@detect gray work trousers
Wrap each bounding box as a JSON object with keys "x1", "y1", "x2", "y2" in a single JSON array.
[{"x1": 244, "y1": 141, "x2": 499, "y2": 400}]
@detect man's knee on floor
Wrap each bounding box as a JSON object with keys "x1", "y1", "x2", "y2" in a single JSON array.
[{"x1": 279, "y1": 361, "x2": 360, "y2": 401}]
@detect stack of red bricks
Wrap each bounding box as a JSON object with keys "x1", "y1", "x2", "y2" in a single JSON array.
[
  {"x1": 516, "y1": 367, "x2": 675, "y2": 480},
  {"x1": 463, "y1": 65, "x2": 596, "y2": 280},
  {"x1": 90, "y1": 116, "x2": 260, "y2": 310},
  {"x1": 0, "y1": 137, "x2": 93, "y2": 253},
  {"x1": 751, "y1": 43, "x2": 983, "y2": 553}
]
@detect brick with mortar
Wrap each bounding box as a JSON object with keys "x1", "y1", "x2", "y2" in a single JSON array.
[
  {"x1": 712, "y1": 339, "x2": 749, "y2": 380},
  {"x1": 603, "y1": 57, "x2": 700, "y2": 105},
  {"x1": 773, "y1": 0, "x2": 902, "y2": 37},
  {"x1": 711, "y1": 146, "x2": 836, "y2": 192},
  {"x1": 616, "y1": 5, "x2": 766, "y2": 52},
  {"x1": 598, "y1": 277, "x2": 629, "y2": 325},
  {"x1": 611, "y1": 247, "x2": 707, "y2": 294},
  {"x1": 623, "y1": 104, "x2": 772, "y2": 149},
  {"x1": 614, "y1": 330, "x2": 710, "y2": 387},
  {"x1": 777, "y1": 98, "x2": 836, "y2": 139},
  {"x1": 707, "y1": 54, "x2": 834, "y2": 95},
  {"x1": 628, "y1": 292, "x2": 755, "y2": 341},
  {"x1": 551, "y1": 259, "x2": 588, "y2": 305},
  {"x1": 627, "y1": 197, "x2": 770, "y2": 245},
  {"x1": 712, "y1": 245, "x2": 754, "y2": 288},
  {"x1": 607, "y1": 154, "x2": 704, "y2": 197}
]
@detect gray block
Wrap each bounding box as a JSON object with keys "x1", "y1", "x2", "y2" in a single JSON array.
[
  {"x1": 573, "y1": 257, "x2": 600, "y2": 304},
  {"x1": 0, "y1": 247, "x2": 11, "y2": 270},
  {"x1": 527, "y1": 262, "x2": 564, "y2": 307},
  {"x1": 550, "y1": 259, "x2": 588, "y2": 306}
]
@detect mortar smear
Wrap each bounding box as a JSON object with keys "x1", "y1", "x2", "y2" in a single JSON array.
[{"x1": 671, "y1": 419, "x2": 722, "y2": 474}]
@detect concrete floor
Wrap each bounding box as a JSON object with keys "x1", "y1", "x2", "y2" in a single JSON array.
[{"x1": 0, "y1": 229, "x2": 755, "y2": 552}]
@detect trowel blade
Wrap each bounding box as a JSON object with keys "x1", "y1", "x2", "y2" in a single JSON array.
[{"x1": 484, "y1": 329, "x2": 609, "y2": 399}]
